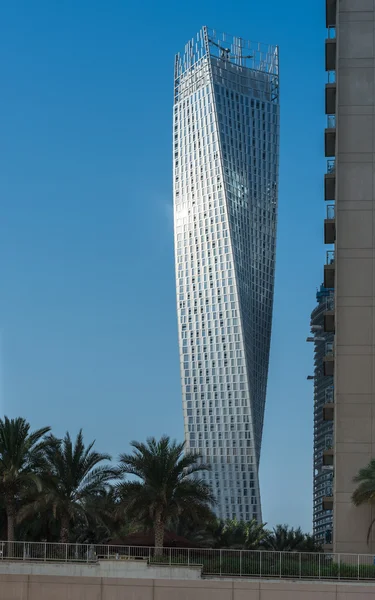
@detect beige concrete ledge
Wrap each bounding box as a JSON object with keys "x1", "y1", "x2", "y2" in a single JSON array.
[
  {"x1": 4, "y1": 573, "x2": 375, "y2": 600},
  {"x1": 0, "y1": 559, "x2": 202, "y2": 581}
]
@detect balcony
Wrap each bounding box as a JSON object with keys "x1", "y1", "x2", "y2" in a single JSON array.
[
  {"x1": 324, "y1": 204, "x2": 335, "y2": 245},
  {"x1": 324, "y1": 250, "x2": 335, "y2": 289},
  {"x1": 325, "y1": 115, "x2": 336, "y2": 157},
  {"x1": 325, "y1": 28, "x2": 336, "y2": 71},
  {"x1": 323, "y1": 448, "x2": 334, "y2": 467},
  {"x1": 325, "y1": 159, "x2": 335, "y2": 201},
  {"x1": 324, "y1": 303, "x2": 335, "y2": 332},
  {"x1": 323, "y1": 495, "x2": 333, "y2": 511},
  {"x1": 325, "y1": 74, "x2": 336, "y2": 115},
  {"x1": 323, "y1": 401, "x2": 334, "y2": 421},
  {"x1": 326, "y1": 0, "x2": 336, "y2": 27},
  {"x1": 323, "y1": 387, "x2": 334, "y2": 421},
  {"x1": 323, "y1": 341, "x2": 334, "y2": 376}
]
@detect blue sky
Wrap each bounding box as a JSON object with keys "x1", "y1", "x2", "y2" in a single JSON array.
[{"x1": 0, "y1": 0, "x2": 326, "y2": 531}]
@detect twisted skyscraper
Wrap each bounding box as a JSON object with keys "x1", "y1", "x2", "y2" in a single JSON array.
[{"x1": 173, "y1": 27, "x2": 279, "y2": 521}]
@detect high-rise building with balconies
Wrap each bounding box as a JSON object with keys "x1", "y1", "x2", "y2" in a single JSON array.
[
  {"x1": 323, "y1": 0, "x2": 375, "y2": 553},
  {"x1": 311, "y1": 285, "x2": 334, "y2": 549},
  {"x1": 173, "y1": 27, "x2": 279, "y2": 520}
]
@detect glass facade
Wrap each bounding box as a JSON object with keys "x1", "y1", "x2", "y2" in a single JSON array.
[
  {"x1": 311, "y1": 286, "x2": 334, "y2": 545},
  {"x1": 173, "y1": 27, "x2": 280, "y2": 521}
]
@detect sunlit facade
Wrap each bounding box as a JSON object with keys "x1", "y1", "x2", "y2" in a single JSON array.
[{"x1": 173, "y1": 27, "x2": 279, "y2": 520}]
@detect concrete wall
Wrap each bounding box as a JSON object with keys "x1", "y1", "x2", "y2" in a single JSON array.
[
  {"x1": 1, "y1": 562, "x2": 375, "y2": 598},
  {"x1": 0, "y1": 559, "x2": 202, "y2": 580},
  {"x1": 334, "y1": 0, "x2": 375, "y2": 553},
  {"x1": 3, "y1": 573, "x2": 375, "y2": 599}
]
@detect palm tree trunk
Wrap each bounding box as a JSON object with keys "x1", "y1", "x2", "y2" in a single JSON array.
[
  {"x1": 7, "y1": 511, "x2": 14, "y2": 543},
  {"x1": 60, "y1": 515, "x2": 70, "y2": 545},
  {"x1": 5, "y1": 499, "x2": 15, "y2": 558},
  {"x1": 154, "y1": 512, "x2": 164, "y2": 557}
]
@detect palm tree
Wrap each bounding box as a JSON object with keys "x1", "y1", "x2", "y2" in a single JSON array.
[
  {"x1": 264, "y1": 524, "x2": 322, "y2": 553},
  {"x1": 212, "y1": 518, "x2": 269, "y2": 550},
  {"x1": 352, "y1": 459, "x2": 375, "y2": 543},
  {"x1": 0, "y1": 416, "x2": 51, "y2": 542},
  {"x1": 70, "y1": 488, "x2": 121, "y2": 544},
  {"x1": 175, "y1": 515, "x2": 216, "y2": 548},
  {"x1": 17, "y1": 505, "x2": 61, "y2": 542},
  {"x1": 299, "y1": 533, "x2": 323, "y2": 553},
  {"x1": 265, "y1": 524, "x2": 306, "y2": 552},
  {"x1": 39, "y1": 430, "x2": 119, "y2": 543},
  {"x1": 118, "y1": 436, "x2": 215, "y2": 553},
  {"x1": 241, "y1": 519, "x2": 270, "y2": 550}
]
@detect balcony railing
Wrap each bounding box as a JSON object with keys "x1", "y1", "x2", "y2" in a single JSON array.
[
  {"x1": 327, "y1": 159, "x2": 335, "y2": 175},
  {"x1": 323, "y1": 385, "x2": 334, "y2": 420},
  {"x1": 325, "y1": 386, "x2": 334, "y2": 403},
  {"x1": 3, "y1": 541, "x2": 375, "y2": 581},
  {"x1": 327, "y1": 114, "x2": 336, "y2": 129},
  {"x1": 326, "y1": 250, "x2": 335, "y2": 265},
  {"x1": 325, "y1": 294, "x2": 334, "y2": 311},
  {"x1": 327, "y1": 71, "x2": 336, "y2": 84},
  {"x1": 323, "y1": 386, "x2": 335, "y2": 420},
  {"x1": 326, "y1": 204, "x2": 335, "y2": 220},
  {"x1": 323, "y1": 340, "x2": 334, "y2": 374},
  {"x1": 327, "y1": 26, "x2": 336, "y2": 39}
]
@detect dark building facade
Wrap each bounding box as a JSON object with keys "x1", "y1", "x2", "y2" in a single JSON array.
[{"x1": 311, "y1": 285, "x2": 334, "y2": 547}]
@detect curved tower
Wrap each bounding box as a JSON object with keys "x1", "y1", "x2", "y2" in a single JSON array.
[{"x1": 173, "y1": 27, "x2": 279, "y2": 521}]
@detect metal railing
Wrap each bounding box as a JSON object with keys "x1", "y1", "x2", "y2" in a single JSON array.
[
  {"x1": 325, "y1": 433, "x2": 334, "y2": 447},
  {"x1": 325, "y1": 386, "x2": 334, "y2": 404},
  {"x1": 1, "y1": 541, "x2": 375, "y2": 581},
  {"x1": 326, "y1": 250, "x2": 335, "y2": 265},
  {"x1": 327, "y1": 114, "x2": 336, "y2": 129},
  {"x1": 326, "y1": 204, "x2": 335, "y2": 220},
  {"x1": 326, "y1": 159, "x2": 335, "y2": 175},
  {"x1": 325, "y1": 341, "x2": 334, "y2": 357},
  {"x1": 325, "y1": 293, "x2": 334, "y2": 311}
]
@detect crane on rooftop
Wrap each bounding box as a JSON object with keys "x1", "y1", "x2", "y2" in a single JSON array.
[{"x1": 208, "y1": 37, "x2": 253, "y2": 63}]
